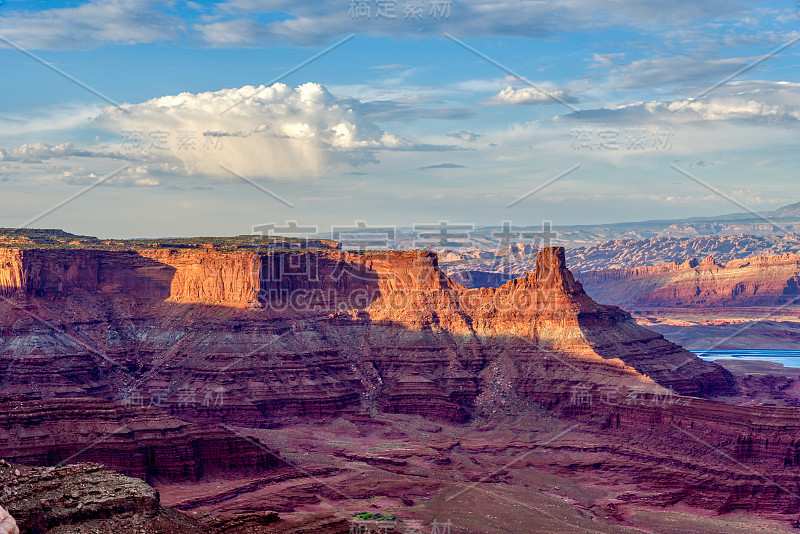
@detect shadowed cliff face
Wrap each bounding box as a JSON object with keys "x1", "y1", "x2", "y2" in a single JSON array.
[{"x1": 0, "y1": 249, "x2": 177, "y2": 299}]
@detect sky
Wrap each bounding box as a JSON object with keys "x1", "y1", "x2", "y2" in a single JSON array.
[{"x1": 0, "y1": 0, "x2": 799, "y2": 238}]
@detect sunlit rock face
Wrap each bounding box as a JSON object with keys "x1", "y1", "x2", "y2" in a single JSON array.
[
  {"x1": 0, "y1": 246, "x2": 732, "y2": 433},
  {"x1": 577, "y1": 252, "x2": 800, "y2": 309}
]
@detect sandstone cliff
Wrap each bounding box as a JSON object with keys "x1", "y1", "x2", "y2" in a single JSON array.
[
  {"x1": 0, "y1": 248, "x2": 260, "y2": 305},
  {"x1": 10, "y1": 243, "x2": 800, "y2": 524},
  {"x1": 577, "y1": 252, "x2": 800, "y2": 309},
  {"x1": 0, "y1": 245, "x2": 732, "y2": 433}
]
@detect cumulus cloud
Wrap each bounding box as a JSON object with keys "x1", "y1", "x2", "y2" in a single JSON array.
[
  {"x1": 96, "y1": 82, "x2": 415, "y2": 179},
  {"x1": 488, "y1": 86, "x2": 579, "y2": 106}
]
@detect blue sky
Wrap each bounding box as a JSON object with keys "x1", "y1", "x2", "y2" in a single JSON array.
[{"x1": 0, "y1": 0, "x2": 799, "y2": 238}]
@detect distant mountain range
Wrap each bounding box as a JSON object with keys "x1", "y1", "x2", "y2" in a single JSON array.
[
  {"x1": 5, "y1": 202, "x2": 800, "y2": 275},
  {"x1": 390, "y1": 201, "x2": 800, "y2": 251},
  {"x1": 420, "y1": 201, "x2": 800, "y2": 280}
]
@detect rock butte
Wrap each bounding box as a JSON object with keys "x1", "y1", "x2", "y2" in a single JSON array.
[{"x1": 0, "y1": 246, "x2": 730, "y2": 416}]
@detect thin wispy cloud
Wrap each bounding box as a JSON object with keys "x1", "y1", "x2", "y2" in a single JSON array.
[
  {"x1": 0, "y1": 0, "x2": 765, "y2": 50},
  {"x1": 419, "y1": 163, "x2": 465, "y2": 170}
]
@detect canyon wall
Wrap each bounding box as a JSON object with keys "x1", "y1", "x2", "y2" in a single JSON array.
[
  {"x1": 577, "y1": 252, "x2": 800, "y2": 309},
  {"x1": 11, "y1": 244, "x2": 800, "y2": 517},
  {"x1": 0, "y1": 249, "x2": 261, "y2": 305},
  {"x1": 0, "y1": 394, "x2": 281, "y2": 482},
  {"x1": 0, "y1": 246, "x2": 732, "y2": 425}
]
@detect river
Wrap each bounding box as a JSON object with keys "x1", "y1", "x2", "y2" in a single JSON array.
[{"x1": 693, "y1": 349, "x2": 800, "y2": 368}]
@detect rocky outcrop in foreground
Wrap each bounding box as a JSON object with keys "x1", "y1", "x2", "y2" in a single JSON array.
[
  {"x1": 0, "y1": 460, "x2": 201, "y2": 533},
  {"x1": 0, "y1": 506, "x2": 18, "y2": 534}
]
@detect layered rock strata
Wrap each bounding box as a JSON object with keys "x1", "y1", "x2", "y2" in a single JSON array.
[
  {"x1": 0, "y1": 395, "x2": 282, "y2": 482},
  {"x1": 0, "y1": 246, "x2": 732, "y2": 432},
  {"x1": 577, "y1": 252, "x2": 800, "y2": 309},
  {"x1": 9, "y1": 243, "x2": 800, "y2": 522}
]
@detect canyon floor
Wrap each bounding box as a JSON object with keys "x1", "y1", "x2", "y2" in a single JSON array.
[{"x1": 151, "y1": 412, "x2": 800, "y2": 534}]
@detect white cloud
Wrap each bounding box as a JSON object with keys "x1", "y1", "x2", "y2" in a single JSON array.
[
  {"x1": 0, "y1": 0, "x2": 178, "y2": 49},
  {"x1": 194, "y1": 0, "x2": 756, "y2": 47},
  {"x1": 0, "y1": 143, "x2": 102, "y2": 163},
  {"x1": 193, "y1": 19, "x2": 268, "y2": 47},
  {"x1": 96, "y1": 82, "x2": 415, "y2": 179},
  {"x1": 60, "y1": 166, "x2": 161, "y2": 187},
  {"x1": 446, "y1": 131, "x2": 481, "y2": 142},
  {"x1": 0, "y1": 0, "x2": 769, "y2": 50},
  {"x1": 371, "y1": 64, "x2": 411, "y2": 70},
  {"x1": 564, "y1": 81, "x2": 800, "y2": 124},
  {"x1": 488, "y1": 85, "x2": 579, "y2": 106},
  {"x1": 592, "y1": 54, "x2": 773, "y2": 92},
  {"x1": 0, "y1": 104, "x2": 104, "y2": 139}
]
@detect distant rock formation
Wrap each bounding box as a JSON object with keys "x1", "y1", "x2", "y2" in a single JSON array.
[
  {"x1": 567, "y1": 234, "x2": 800, "y2": 271},
  {"x1": 432, "y1": 234, "x2": 800, "y2": 280},
  {"x1": 577, "y1": 252, "x2": 800, "y2": 309}
]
